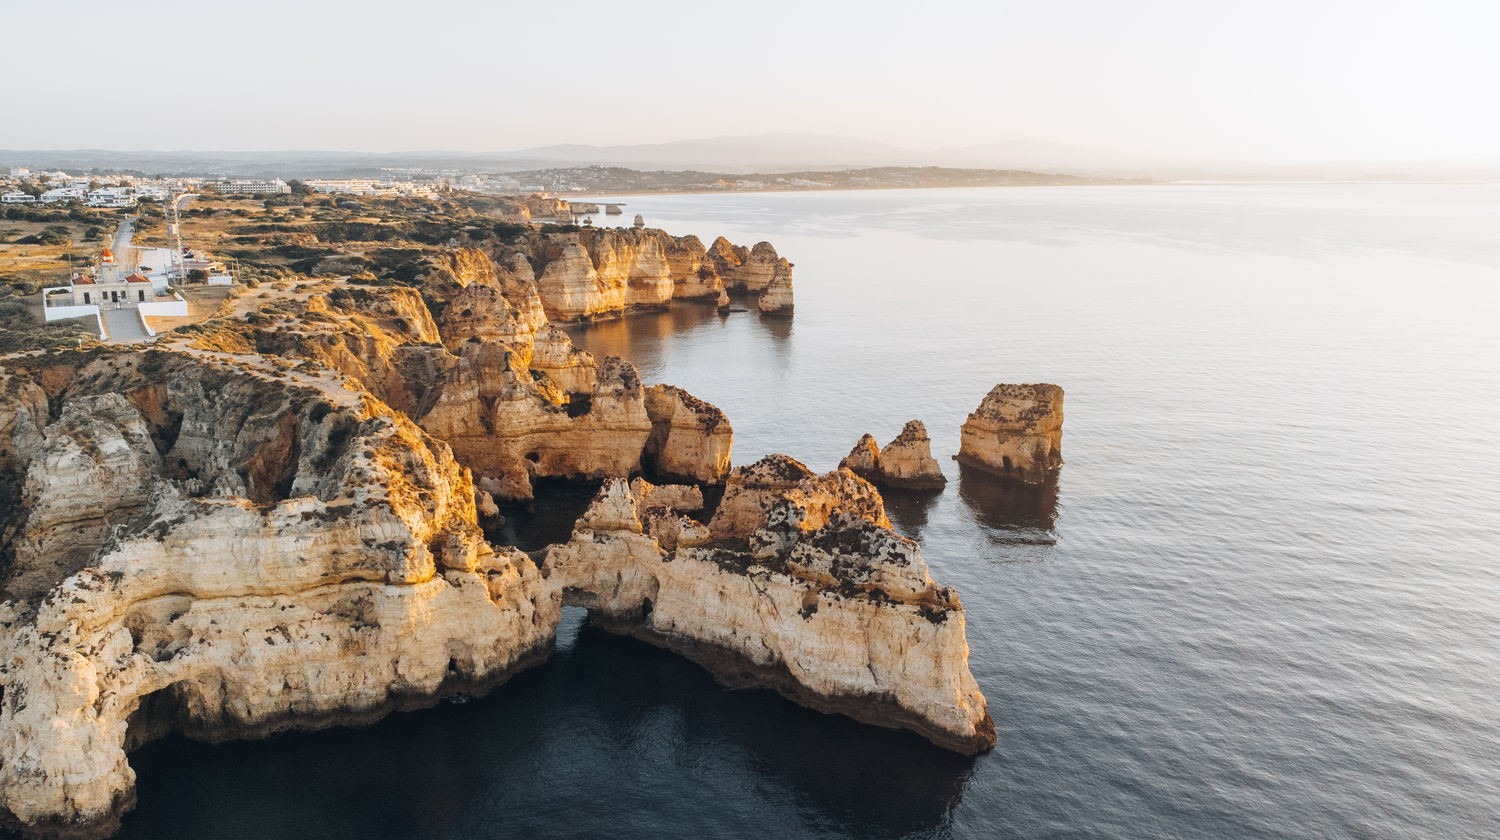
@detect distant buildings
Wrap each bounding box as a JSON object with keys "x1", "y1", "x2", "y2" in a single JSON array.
[
  {"x1": 304, "y1": 179, "x2": 437, "y2": 197},
  {"x1": 1, "y1": 192, "x2": 36, "y2": 204},
  {"x1": 86, "y1": 187, "x2": 136, "y2": 208}
]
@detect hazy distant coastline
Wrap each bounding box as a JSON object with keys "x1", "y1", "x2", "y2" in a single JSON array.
[{"x1": 3, "y1": 133, "x2": 1493, "y2": 185}]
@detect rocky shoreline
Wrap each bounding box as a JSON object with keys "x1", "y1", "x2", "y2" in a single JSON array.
[{"x1": 0, "y1": 228, "x2": 993, "y2": 839}]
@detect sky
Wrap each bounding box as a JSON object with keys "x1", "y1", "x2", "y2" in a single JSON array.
[{"x1": 3, "y1": 0, "x2": 1496, "y2": 166}]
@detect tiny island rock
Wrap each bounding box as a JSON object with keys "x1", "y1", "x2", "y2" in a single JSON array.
[
  {"x1": 956, "y1": 383, "x2": 1064, "y2": 482},
  {"x1": 840, "y1": 420, "x2": 947, "y2": 489}
]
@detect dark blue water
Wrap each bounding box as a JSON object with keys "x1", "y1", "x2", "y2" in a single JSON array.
[{"x1": 117, "y1": 185, "x2": 1500, "y2": 838}]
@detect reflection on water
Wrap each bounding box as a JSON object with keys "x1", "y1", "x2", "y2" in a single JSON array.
[
  {"x1": 564, "y1": 295, "x2": 792, "y2": 383},
  {"x1": 956, "y1": 464, "x2": 1060, "y2": 546},
  {"x1": 880, "y1": 485, "x2": 944, "y2": 541}
]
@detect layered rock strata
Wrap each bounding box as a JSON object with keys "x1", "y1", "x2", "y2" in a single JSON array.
[
  {"x1": 956, "y1": 383, "x2": 1064, "y2": 482},
  {"x1": 840, "y1": 421, "x2": 948, "y2": 490},
  {"x1": 545, "y1": 470, "x2": 995, "y2": 755},
  {"x1": 643, "y1": 384, "x2": 733, "y2": 484}
]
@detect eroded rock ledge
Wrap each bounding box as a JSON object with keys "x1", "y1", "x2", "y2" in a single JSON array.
[{"x1": 546, "y1": 462, "x2": 994, "y2": 755}]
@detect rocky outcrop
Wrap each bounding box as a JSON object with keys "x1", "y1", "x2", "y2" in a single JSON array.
[
  {"x1": 529, "y1": 324, "x2": 596, "y2": 395},
  {"x1": 956, "y1": 384, "x2": 1064, "y2": 482},
  {"x1": 643, "y1": 384, "x2": 732, "y2": 484},
  {"x1": 0, "y1": 351, "x2": 561, "y2": 839},
  {"x1": 545, "y1": 478, "x2": 994, "y2": 755},
  {"x1": 841, "y1": 421, "x2": 947, "y2": 490},
  {"x1": 630, "y1": 476, "x2": 704, "y2": 514},
  {"x1": 758, "y1": 258, "x2": 794, "y2": 314},
  {"x1": 709, "y1": 454, "x2": 890, "y2": 540},
  {"x1": 520, "y1": 230, "x2": 788, "y2": 322},
  {"x1": 438, "y1": 283, "x2": 539, "y2": 362}
]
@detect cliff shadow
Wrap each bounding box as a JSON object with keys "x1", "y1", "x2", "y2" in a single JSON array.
[
  {"x1": 485, "y1": 478, "x2": 601, "y2": 552},
  {"x1": 956, "y1": 462, "x2": 1059, "y2": 546},
  {"x1": 566, "y1": 619, "x2": 976, "y2": 832},
  {"x1": 881, "y1": 486, "x2": 944, "y2": 542},
  {"x1": 115, "y1": 608, "x2": 975, "y2": 840}
]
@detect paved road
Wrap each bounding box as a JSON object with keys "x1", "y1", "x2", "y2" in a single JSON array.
[
  {"x1": 101, "y1": 307, "x2": 149, "y2": 343},
  {"x1": 111, "y1": 217, "x2": 139, "y2": 271}
]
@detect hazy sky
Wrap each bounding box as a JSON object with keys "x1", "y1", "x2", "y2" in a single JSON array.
[{"x1": 4, "y1": 0, "x2": 1495, "y2": 164}]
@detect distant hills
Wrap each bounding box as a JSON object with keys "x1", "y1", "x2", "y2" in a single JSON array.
[{"x1": 1, "y1": 134, "x2": 1493, "y2": 181}]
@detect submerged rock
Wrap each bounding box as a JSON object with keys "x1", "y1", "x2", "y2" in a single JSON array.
[{"x1": 956, "y1": 383, "x2": 1064, "y2": 482}]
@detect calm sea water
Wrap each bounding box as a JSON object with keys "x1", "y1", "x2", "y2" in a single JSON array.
[{"x1": 109, "y1": 185, "x2": 1500, "y2": 839}]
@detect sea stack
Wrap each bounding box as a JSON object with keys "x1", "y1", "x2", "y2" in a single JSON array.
[
  {"x1": 956, "y1": 384, "x2": 1064, "y2": 482},
  {"x1": 840, "y1": 420, "x2": 947, "y2": 489}
]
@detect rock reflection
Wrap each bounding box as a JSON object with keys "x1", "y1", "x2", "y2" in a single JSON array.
[
  {"x1": 564, "y1": 302, "x2": 723, "y2": 376},
  {"x1": 756, "y1": 309, "x2": 794, "y2": 340},
  {"x1": 956, "y1": 462, "x2": 1059, "y2": 546},
  {"x1": 882, "y1": 486, "x2": 944, "y2": 542},
  {"x1": 568, "y1": 622, "x2": 974, "y2": 832}
]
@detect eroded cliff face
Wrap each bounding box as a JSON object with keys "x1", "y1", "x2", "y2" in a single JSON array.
[
  {"x1": 545, "y1": 473, "x2": 995, "y2": 755},
  {"x1": 497, "y1": 229, "x2": 788, "y2": 322},
  {"x1": 957, "y1": 384, "x2": 1064, "y2": 482},
  {"x1": 176, "y1": 279, "x2": 726, "y2": 504},
  {"x1": 0, "y1": 351, "x2": 560, "y2": 839}
]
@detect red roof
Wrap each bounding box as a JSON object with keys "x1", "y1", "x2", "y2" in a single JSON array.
[
  {"x1": 72, "y1": 276, "x2": 96, "y2": 285},
  {"x1": 125, "y1": 274, "x2": 150, "y2": 283}
]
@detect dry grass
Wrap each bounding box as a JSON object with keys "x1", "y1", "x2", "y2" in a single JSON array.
[
  {"x1": 0, "y1": 297, "x2": 100, "y2": 353},
  {"x1": 0, "y1": 218, "x2": 114, "y2": 290}
]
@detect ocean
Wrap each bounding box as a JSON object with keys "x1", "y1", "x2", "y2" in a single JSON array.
[{"x1": 116, "y1": 184, "x2": 1500, "y2": 839}]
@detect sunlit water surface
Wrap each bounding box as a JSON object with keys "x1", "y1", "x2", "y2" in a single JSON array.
[{"x1": 102, "y1": 185, "x2": 1500, "y2": 839}]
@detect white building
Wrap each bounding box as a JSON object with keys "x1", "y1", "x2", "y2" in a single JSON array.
[
  {"x1": 57, "y1": 248, "x2": 155, "y2": 307},
  {"x1": 86, "y1": 187, "x2": 136, "y2": 208},
  {"x1": 213, "y1": 178, "x2": 290, "y2": 195},
  {"x1": 1, "y1": 192, "x2": 36, "y2": 204},
  {"x1": 305, "y1": 179, "x2": 390, "y2": 195},
  {"x1": 7, "y1": 167, "x2": 28, "y2": 178},
  {"x1": 39, "y1": 187, "x2": 85, "y2": 204}
]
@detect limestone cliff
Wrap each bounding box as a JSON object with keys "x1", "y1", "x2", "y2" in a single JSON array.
[
  {"x1": 545, "y1": 476, "x2": 995, "y2": 755},
  {"x1": 515, "y1": 230, "x2": 788, "y2": 322},
  {"x1": 0, "y1": 222, "x2": 997, "y2": 840},
  {"x1": 956, "y1": 383, "x2": 1064, "y2": 482},
  {"x1": 0, "y1": 350, "x2": 560, "y2": 839},
  {"x1": 643, "y1": 384, "x2": 733, "y2": 484}
]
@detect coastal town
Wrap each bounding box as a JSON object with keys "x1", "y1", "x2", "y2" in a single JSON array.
[{"x1": 0, "y1": 164, "x2": 656, "y2": 347}]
